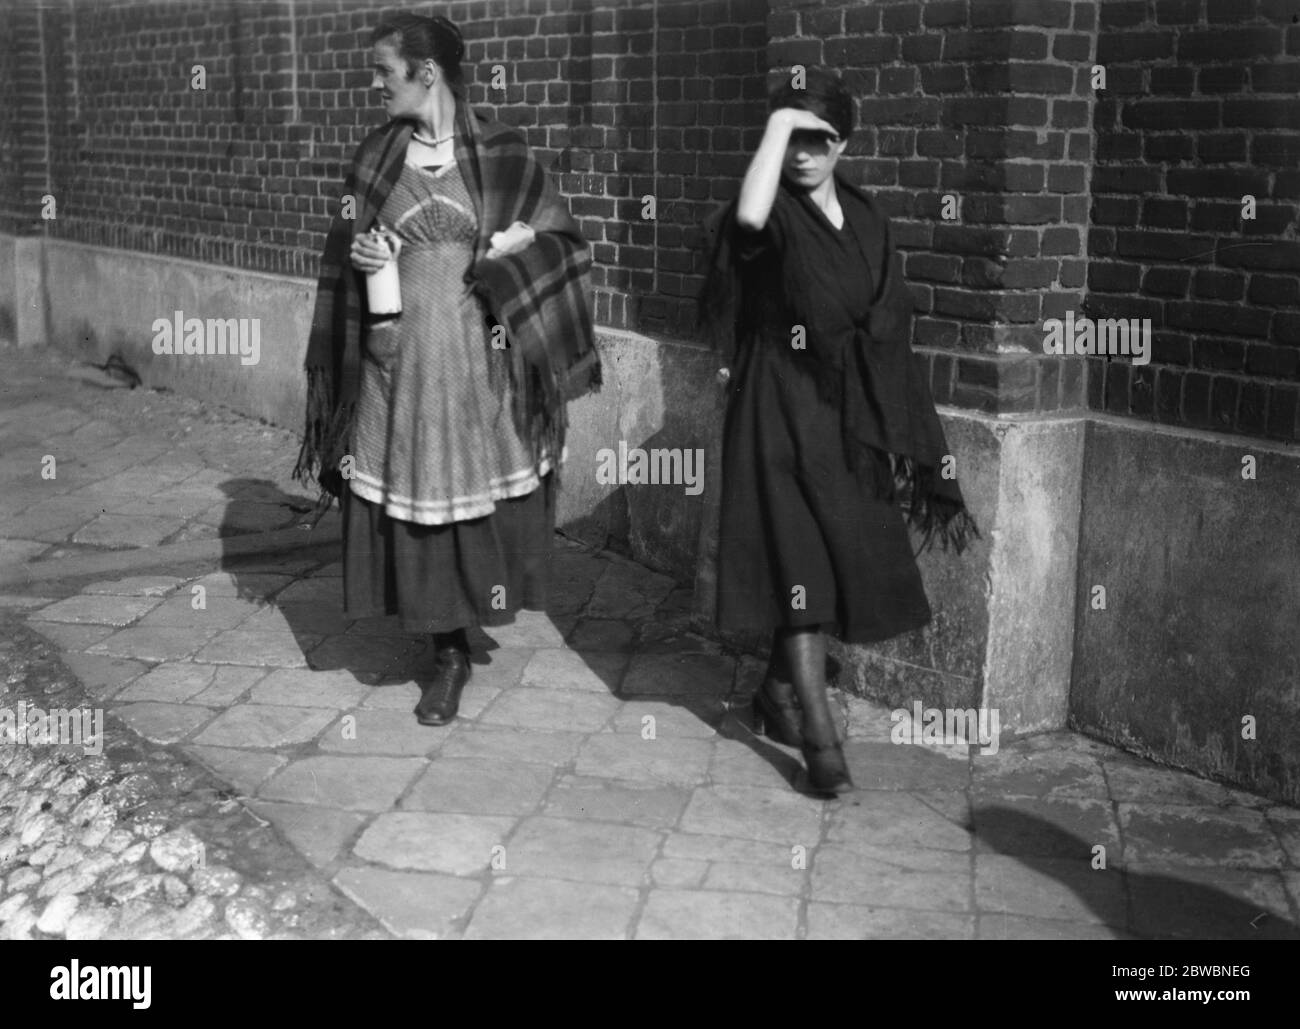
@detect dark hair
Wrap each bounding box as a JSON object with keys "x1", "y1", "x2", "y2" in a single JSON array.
[
  {"x1": 371, "y1": 13, "x2": 466, "y2": 92},
  {"x1": 768, "y1": 66, "x2": 854, "y2": 141}
]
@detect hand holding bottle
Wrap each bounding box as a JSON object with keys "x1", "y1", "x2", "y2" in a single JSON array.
[
  {"x1": 361, "y1": 225, "x2": 402, "y2": 318},
  {"x1": 350, "y1": 225, "x2": 396, "y2": 274}
]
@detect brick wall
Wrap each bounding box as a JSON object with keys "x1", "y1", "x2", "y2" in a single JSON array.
[
  {"x1": 0, "y1": 0, "x2": 768, "y2": 338},
  {"x1": 1, "y1": 0, "x2": 50, "y2": 238},
  {"x1": 1088, "y1": 0, "x2": 1300, "y2": 441},
  {"x1": 769, "y1": 0, "x2": 1299, "y2": 442},
  {"x1": 4, "y1": 0, "x2": 1297, "y2": 442},
  {"x1": 768, "y1": 0, "x2": 1100, "y2": 418}
]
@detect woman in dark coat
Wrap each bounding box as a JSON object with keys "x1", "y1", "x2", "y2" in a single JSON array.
[
  {"x1": 294, "y1": 14, "x2": 599, "y2": 727},
  {"x1": 699, "y1": 69, "x2": 976, "y2": 795}
]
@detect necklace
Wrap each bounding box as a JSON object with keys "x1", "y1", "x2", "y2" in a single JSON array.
[{"x1": 411, "y1": 130, "x2": 453, "y2": 147}]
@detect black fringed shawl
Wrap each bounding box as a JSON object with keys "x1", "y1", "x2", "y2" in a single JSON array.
[
  {"x1": 293, "y1": 98, "x2": 601, "y2": 514},
  {"x1": 697, "y1": 171, "x2": 979, "y2": 554}
]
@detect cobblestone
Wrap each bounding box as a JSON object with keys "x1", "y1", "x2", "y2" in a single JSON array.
[{"x1": 0, "y1": 611, "x2": 387, "y2": 940}]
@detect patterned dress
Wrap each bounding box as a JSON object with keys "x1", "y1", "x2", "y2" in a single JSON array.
[
  {"x1": 350, "y1": 159, "x2": 553, "y2": 521},
  {"x1": 341, "y1": 157, "x2": 555, "y2": 634}
]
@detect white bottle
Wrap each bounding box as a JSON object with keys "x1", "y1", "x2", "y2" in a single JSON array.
[{"x1": 365, "y1": 226, "x2": 402, "y2": 320}]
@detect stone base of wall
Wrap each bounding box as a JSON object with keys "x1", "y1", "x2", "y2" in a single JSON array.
[
  {"x1": 6, "y1": 235, "x2": 1296, "y2": 802},
  {"x1": 1071, "y1": 418, "x2": 1300, "y2": 805},
  {"x1": 2, "y1": 233, "x2": 314, "y2": 428},
  {"x1": 0, "y1": 234, "x2": 45, "y2": 349}
]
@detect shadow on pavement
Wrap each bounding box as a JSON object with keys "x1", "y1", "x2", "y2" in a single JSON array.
[
  {"x1": 211, "y1": 474, "x2": 812, "y2": 788},
  {"x1": 973, "y1": 803, "x2": 1300, "y2": 940}
]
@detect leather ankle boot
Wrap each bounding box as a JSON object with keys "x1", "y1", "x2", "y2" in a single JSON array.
[
  {"x1": 751, "y1": 679, "x2": 804, "y2": 747},
  {"x1": 415, "y1": 646, "x2": 471, "y2": 726},
  {"x1": 801, "y1": 735, "x2": 855, "y2": 795}
]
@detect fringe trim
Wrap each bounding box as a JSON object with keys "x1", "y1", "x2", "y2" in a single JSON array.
[
  {"x1": 909, "y1": 498, "x2": 980, "y2": 557},
  {"x1": 502, "y1": 343, "x2": 604, "y2": 495},
  {"x1": 291, "y1": 366, "x2": 354, "y2": 525},
  {"x1": 497, "y1": 353, "x2": 567, "y2": 494},
  {"x1": 896, "y1": 457, "x2": 982, "y2": 556}
]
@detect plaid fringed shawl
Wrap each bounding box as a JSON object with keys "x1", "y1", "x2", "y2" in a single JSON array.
[
  {"x1": 697, "y1": 172, "x2": 979, "y2": 555},
  {"x1": 293, "y1": 99, "x2": 601, "y2": 513}
]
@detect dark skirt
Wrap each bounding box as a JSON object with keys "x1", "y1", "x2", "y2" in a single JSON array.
[
  {"x1": 715, "y1": 342, "x2": 931, "y2": 645},
  {"x1": 341, "y1": 473, "x2": 555, "y2": 634}
]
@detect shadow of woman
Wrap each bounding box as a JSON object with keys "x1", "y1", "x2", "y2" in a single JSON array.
[
  {"x1": 214, "y1": 478, "x2": 612, "y2": 713},
  {"x1": 214, "y1": 477, "x2": 408, "y2": 690},
  {"x1": 974, "y1": 804, "x2": 1300, "y2": 940},
  {"x1": 547, "y1": 536, "x2": 835, "y2": 793}
]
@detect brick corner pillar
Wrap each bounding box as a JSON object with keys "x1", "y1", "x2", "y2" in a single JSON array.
[{"x1": 702, "y1": 0, "x2": 1105, "y2": 737}]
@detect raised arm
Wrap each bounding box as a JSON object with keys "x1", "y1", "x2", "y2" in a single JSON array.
[
  {"x1": 736, "y1": 110, "x2": 797, "y2": 231},
  {"x1": 736, "y1": 107, "x2": 843, "y2": 231}
]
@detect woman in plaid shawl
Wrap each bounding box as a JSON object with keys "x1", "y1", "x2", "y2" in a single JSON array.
[{"x1": 294, "y1": 14, "x2": 600, "y2": 727}]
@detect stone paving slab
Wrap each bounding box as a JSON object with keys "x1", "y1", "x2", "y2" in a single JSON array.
[
  {"x1": 478, "y1": 685, "x2": 622, "y2": 732},
  {"x1": 545, "y1": 775, "x2": 690, "y2": 830},
  {"x1": 4, "y1": 500, "x2": 99, "y2": 542},
  {"x1": 972, "y1": 796, "x2": 1121, "y2": 859},
  {"x1": 0, "y1": 540, "x2": 51, "y2": 564},
  {"x1": 575, "y1": 732, "x2": 714, "y2": 788},
  {"x1": 976, "y1": 914, "x2": 1128, "y2": 941},
  {"x1": 636, "y1": 889, "x2": 799, "y2": 940},
  {"x1": 680, "y1": 784, "x2": 825, "y2": 843},
  {"x1": 463, "y1": 877, "x2": 639, "y2": 940},
  {"x1": 827, "y1": 790, "x2": 974, "y2": 853},
  {"x1": 184, "y1": 746, "x2": 287, "y2": 797},
  {"x1": 135, "y1": 595, "x2": 261, "y2": 631},
  {"x1": 810, "y1": 904, "x2": 977, "y2": 941},
  {"x1": 402, "y1": 758, "x2": 556, "y2": 816},
  {"x1": 260, "y1": 755, "x2": 425, "y2": 812},
  {"x1": 246, "y1": 802, "x2": 370, "y2": 869},
  {"x1": 113, "y1": 662, "x2": 247, "y2": 704},
  {"x1": 305, "y1": 634, "x2": 418, "y2": 674},
  {"x1": 54, "y1": 652, "x2": 151, "y2": 702},
  {"x1": 1269, "y1": 807, "x2": 1300, "y2": 864},
  {"x1": 192, "y1": 704, "x2": 337, "y2": 749},
  {"x1": 111, "y1": 702, "x2": 218, "y2": 745},
  {"x1": 333, "y1": 866, "x2": 481, "y2": 939},
  {"x1": 612, "y1": 694, "x2": 729, "y2": 733},
  {"x1": 318, "y1": 709, "x2": 447, "y2": 758},
  {"x1": 504, "y1": 816, "x2": 661, "y2": 886},
  {"x1": 34, "y1": 594, "x2": 164, "y2": 626},
  {"x1": 74, "y1": 514, "x2": 189, "y2": 548},
  {"x1": 969, "y1": 746, "x2": 1110, "y2": 800},
  {"x1": 1117, "y1": 803, "x2": 1287, "y2": 869},
  {"x1": 1125, "y1": 865, "x2": 1297, "y2": 940},
  {"x1": 438, "y1": 726, "x2": 586, "y2": 766},
  {"x1": 249, "y1": 668, "x2": 370, "y2": 709},
  {"x1": 28, "y1": 622, "x2": 117, "y2": 651},
  {"x1": 197, "y1": 629, "x2": 322, "y2": 668},
  {"x1": 88, "y1": 626, "x2": 221, "y2": 662},
  {"x1": 352, "y1": 812, "x2": 517, "y2": 876},
  {"x1": 1103, "y1": 758, "x2": 1244, "y2": 807},
  {"x1": 975, "y1": 854, "x2": 1128, "y2": 925}
]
